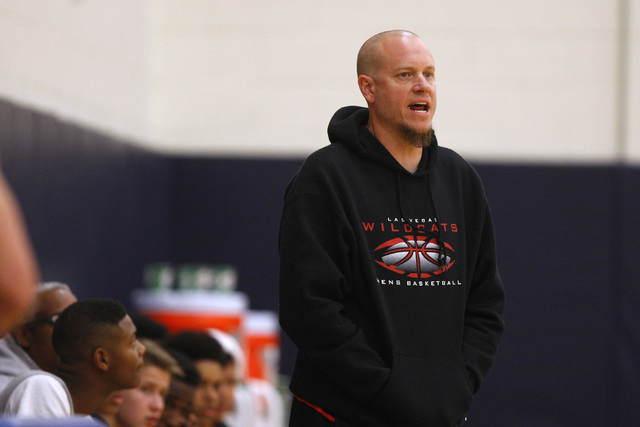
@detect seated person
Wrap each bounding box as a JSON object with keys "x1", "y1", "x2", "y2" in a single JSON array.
[
  {"x1": 0, "y1": 298, "x2": 146, "y2": 418},
  {"x1": 215, "y1": 352, "x2": 237, "y2": 427},
  {"x1": 95, "y1": 338, "x2": 182, "y2": 427},
  {"x1": 162, "y1": 331, "x2": 226, "y2": 427},
  {"x1": 209, "y1": 328, "x2": 253, "y2": 427},
  {"x1": 160, "y1": 349, "x2": 201, "y2": 427},
  {"x1": 0, "y1": 282, "x2": 77, "y2": 391},
  {"x1": 129, "y1": 314, "x2": 168, "y2": 342}
]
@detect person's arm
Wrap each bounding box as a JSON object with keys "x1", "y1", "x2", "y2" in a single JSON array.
[
  {"x1": 0, "y1": 172, "x2": 39, "y2": 335},
  {"x1": 462, "y1": 199, "x2": 505, "y2": 393},
  {"x1": 279, "y1": 192, "x2": 389, "y2": 401}
]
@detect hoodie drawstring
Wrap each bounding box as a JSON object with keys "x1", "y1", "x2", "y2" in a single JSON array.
[{"x1": 395, "y1": 172, "x2": 448, "y2": 272}]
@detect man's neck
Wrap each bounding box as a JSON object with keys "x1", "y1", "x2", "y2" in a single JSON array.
[
  {"x1": 58, "y1": 369, "x2": 108, "y2": 416},
  {"x1": 68, "y1": 380, "x2": 108, "y2": 415},
  {"x1": 367, "y1": 122, "x2": 422, "y2": 173}
]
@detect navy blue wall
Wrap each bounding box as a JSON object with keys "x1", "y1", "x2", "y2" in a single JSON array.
[
  {"x1": 169, "y1": 156, "x2": 302, "y2": 312},
  {"x1": 468, "y1": 165, "x2": 640, "y2": 426},
  {"x1": 1, "y1": 99, "x2": 639, "y2": 425},
  {"x1": 0, "y1": 100, "x2": 173, "y2": 304}
]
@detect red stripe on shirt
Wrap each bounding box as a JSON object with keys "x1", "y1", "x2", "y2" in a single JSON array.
[{"x1": 294, "y1": 395, "x2": 336, "y2": 422}]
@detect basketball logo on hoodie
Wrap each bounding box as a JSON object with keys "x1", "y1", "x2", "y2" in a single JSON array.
[{"x1": 374, "y1": 235, "x2": 455, "y2": 278}]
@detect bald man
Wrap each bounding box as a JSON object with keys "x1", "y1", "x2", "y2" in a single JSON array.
[
  {"x1": 0, "y1": 282, "x2": 77, "y2": 391},
  {"x1": 279, "y1": 30, "x2": 505, "y2": 426}
]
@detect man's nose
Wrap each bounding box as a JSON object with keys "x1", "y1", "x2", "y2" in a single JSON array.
[
  {"x1": 150, "y1": 393, "x2": 164, "y2": 411},
  {"x1": 413, "y1": 74, "x2": 431, "y2": 91},
  {"x1": 206, "y1": 385, "x2": 219, "y2": 400}
]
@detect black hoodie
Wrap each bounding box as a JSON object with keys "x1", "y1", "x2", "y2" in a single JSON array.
[{"x1": 279, "y1": 106, "x2": 505, "y2": 426}]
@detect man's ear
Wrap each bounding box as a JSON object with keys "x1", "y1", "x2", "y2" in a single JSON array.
[
  {"x1": 13, "y1": 326, "x2": 32, "y2": 349},
  {"x1": 94, "y1": 347, "x2": 110, "y2": 372},
  {"x1": 358, "y1": 75, "x2": 375, "y2": 104}
]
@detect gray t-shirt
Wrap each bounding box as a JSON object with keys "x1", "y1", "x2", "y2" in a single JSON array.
[
  {"x1": 0, "y1": 334, "x2": 40, "y2": 392},
  {"x1": 0, "y1": 370, "x2": 73, "y2": 417}
]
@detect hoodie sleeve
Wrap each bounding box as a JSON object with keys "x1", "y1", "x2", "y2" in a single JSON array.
[
  {"x1": 279, "y1": 190, "x2": 390, "y2": 402},
  {"x1": 462, "y1": 197, "x2": 505, "y2": 393}
]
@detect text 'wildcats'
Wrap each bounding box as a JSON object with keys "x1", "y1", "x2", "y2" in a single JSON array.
[{"x1": 362, "y1": 218, "x2": 458, "y2": 233}]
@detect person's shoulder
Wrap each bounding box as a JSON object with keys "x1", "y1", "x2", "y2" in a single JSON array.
[
  {"x1": 1, "y1": 370, "x2": 72, "y2": 417},
  {"x1": 436, "y1": 145, "x2": 481, "y2": 174},
  {"x1": 293, "y1": 144, "x2": 352, "y2": 182},
  {"x1": 303, "y1": 143, "x2": 352, "y2": 169},
  {"x1": 12, "y1": 371, "x2": 65, "y2": 392},
  {"x1": 436, "y1": 145, "x2": 471, "y2": 166},
  {"x1": 0, "y1": 371, "x2": 59, "y2": 410},
  {"x1": 284, "y1": 144, "x2": 353, "y2": 200},
  {"x1": 434, "y1": 145, "x2": 486, "y2": 190}
]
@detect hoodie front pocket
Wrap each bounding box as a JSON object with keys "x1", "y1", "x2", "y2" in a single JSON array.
[{"x1": 370, "y1": 353, "x2": 472, "y2": 426}]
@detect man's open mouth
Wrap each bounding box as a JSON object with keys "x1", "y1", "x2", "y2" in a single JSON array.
[{"x1": 409, "y1": 102, "x2": 429, "y2": 112}]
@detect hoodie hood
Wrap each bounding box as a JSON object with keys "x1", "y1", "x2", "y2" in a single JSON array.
[{"x1": 327, "y1": 106, "x2": 438, "y2": 177}]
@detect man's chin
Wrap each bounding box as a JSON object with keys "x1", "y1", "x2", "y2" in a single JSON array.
[{"x1": 401, "y1": 126, "x2": 433, "y2": 148}]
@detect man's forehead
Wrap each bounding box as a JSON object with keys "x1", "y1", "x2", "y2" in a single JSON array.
[
  {"x1": 381, "y1": 36, "x2": 434, "y2": 65},
  {"x1": 118, "y1": 315, "x2": 136, "y2": 333},
  {"x1": 99, "y1": 314, "x2": 134, "y2": 339}
]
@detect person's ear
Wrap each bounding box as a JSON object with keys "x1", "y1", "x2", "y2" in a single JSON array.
[
  {"x1": 358, "y1": 75, "x2": 375, "y2": 104},
  {"x1": 94, "y1": 347, "x2": 110, "y2": 372},
  {"x1": 13, "y1": 326, "x2": 33, "y2": 349}
]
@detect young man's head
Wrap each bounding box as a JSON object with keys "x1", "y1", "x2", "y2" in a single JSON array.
[
  {"x1": 160, "y1": 348, "x2": 201, "y2": 427},
  {"x1": 12, "y1": 282, "x2": 77, "y2": 373},
  {"x1": 217, "y1": 352, "x2": 237, "y2": 422},
  {"x1": 209, "y1": 328, "x2": 243, "y2": 422},
  {"x1": 162, "y1": 331, "x2": 225, "y2": 427},
  {"x1": 129, "y1": 313, "x2": 169, "y2": 341},
  {"x1": 110, "y1": 338, "x2": 182, "y2": 427},
  {"x1": 52, "y1": 298, "x2": 146, "y2": 393}
]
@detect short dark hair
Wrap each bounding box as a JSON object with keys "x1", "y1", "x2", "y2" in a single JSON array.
[
  {"x1": 220, "y1": 351, "x2": 234, "y2": 367},
  {"x1": 140, "y1": 338, "x2": 183, "y2": 376},
  {"x1": 52, "y1": 298, "x2": 127, "y2": 364},
  {"x1": 130, "y1": 313, "x2": 168, "y2": 341},
  {"x1": 163, "y1": 346, "x2": 201, "y2": 387},
  {"x1": 162, "y1": 331, "x2": 224, "y2": 363}
]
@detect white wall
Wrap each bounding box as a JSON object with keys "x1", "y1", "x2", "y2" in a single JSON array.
[
  {"x1": 0, "y1": 0, "x2": 153, "y2": 144},
  {"x1": 627, "y1": 0, "x2": 640, "y2": 162},
  {"x1": 1, "y1": 0, "x2": 638, "y2": 164}
]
